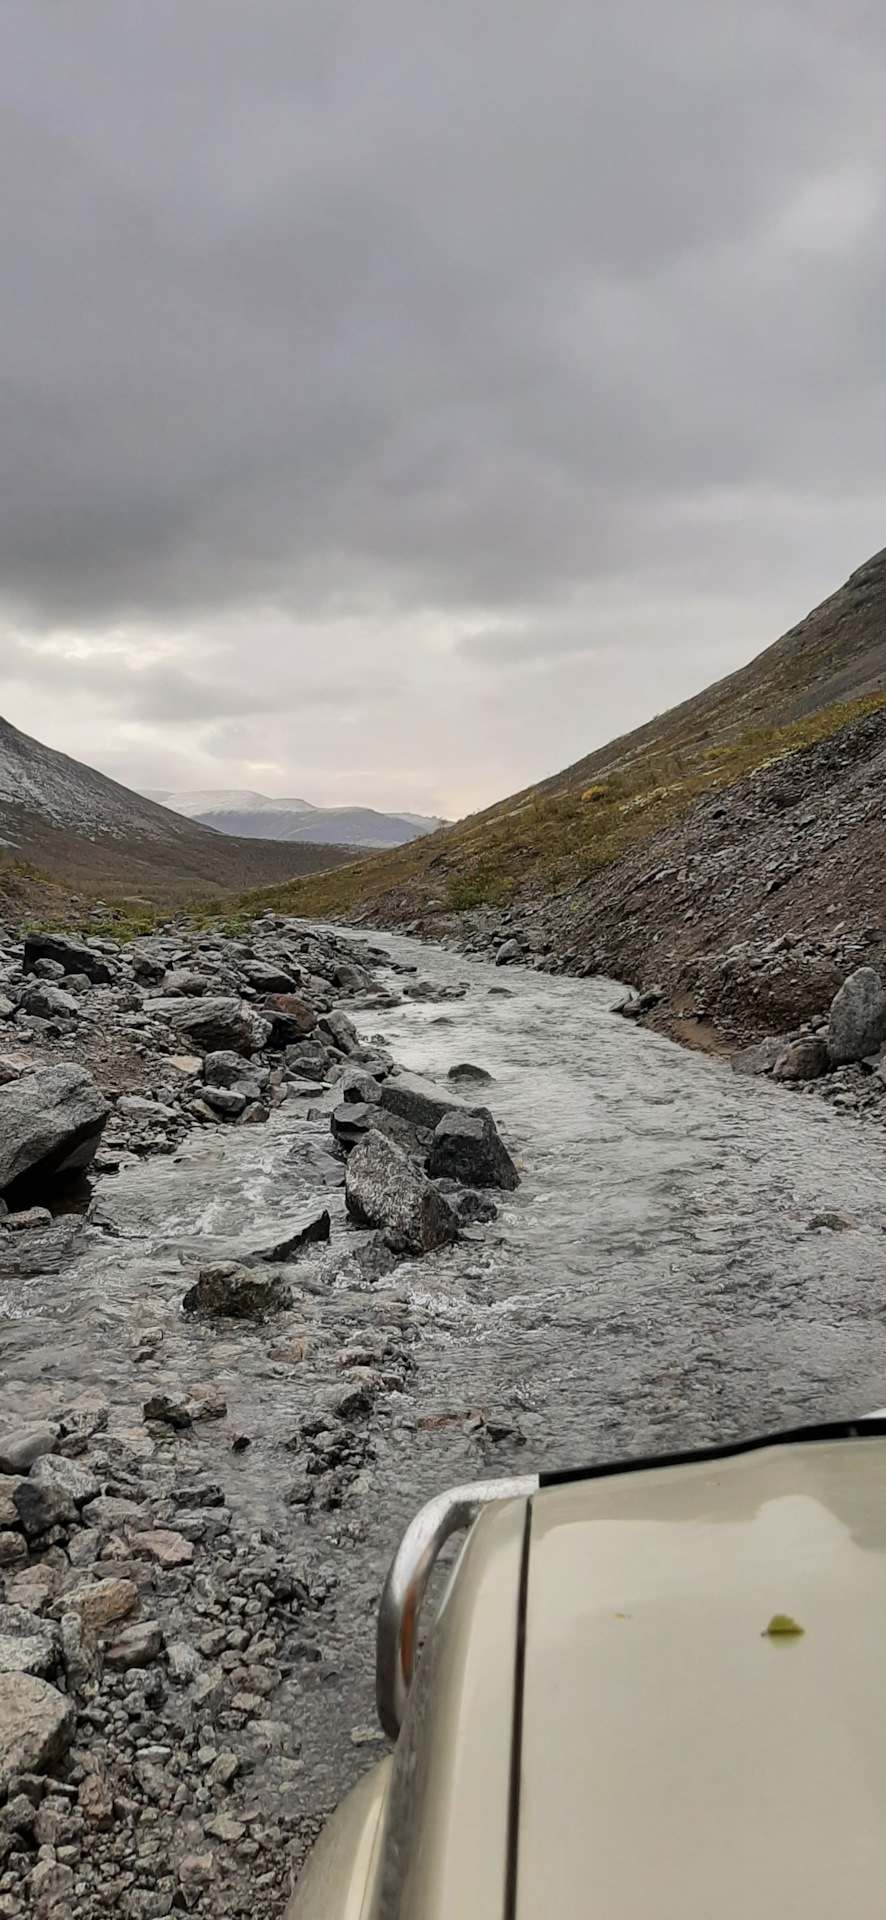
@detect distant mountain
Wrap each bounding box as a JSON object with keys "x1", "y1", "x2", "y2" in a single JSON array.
[
  {"x1": 146, "y1": 789, "x2": 447, "y2": 848},
  {"x1": 0, "y1": 717, "x2": 355, "y2": 904}
]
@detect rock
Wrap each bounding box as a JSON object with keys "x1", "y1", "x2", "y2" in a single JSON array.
[
  {"x1": 338, "y1": 1068, "x2": 383, "y2": 1104},
  {"x1": 208, "y1": 1750, "x2": 239, "y2": 1789},
  {"x1": 65, "y1": 1578, "x2": 138, "y2": 1630},
  {"x1": 203, "y1": 1050, "x2": 251, "y2": 1088},
  {"x1": 345, "y1": 1131, "x2": 458, "y2": 1255},
  {"x1": 319, "y1": 1010, "x2": 361, "y2": 1054},
  {"x1": 427, "y1": 1109, "x2": 520, "y2": 1190},
  {"x1": 379, "y1": 1070, "x2": 463, "y2": 1132},
  {"x1": 437, "y1": 1183, "x2": 499, "y2": 1226},
  {"x1": 165, "y1": 1638, "x2": 201, "y2": 1682},
  {"x1": 78, "y1": 1769, "x2": 114, "y2": 1828},
  {"x1": 142, "y1": 1392, "x2": 193, "y2": 1428},
  {"x1": 29, "y1": 1857, "x2": 75, "y2": 1909},
  {"x1": 0, "y1": 1533, "x2": 27, "y2": 1570},
  {"x1": 105, "y1": 1620, "x2": 164, "y2": 1669},
  {"x1": 0, "y1": 1478, "x2": 23, "y2": 1529},
  {"x1": 202, "y1": 1085, "x2": 247, "y2": 1116},
  {"x1": 0, "y1": 1606, "x2": 59, "y2": 1678},
  {"x1": 29, "y1": 1453, "x2": 99, "y2": 1507},
  {"x1": 0, "y1": 1066, "x2": 109, "y2": 1198},
  {"x1": 263, "y1": 994, "x2": 317, "y2": 1047},
  {"x1": 3, "y1": 1205, "x2": 53, "y2": 1229},
  {"x1": 132, "y1": 1528, "x2": 194, "y2": 1567},
  {"x1": 495, "y1": 938, "x2": 523, "y2": 965},
  {"x1": 23, "y1": 933, "x2": 113, "y2": 984},
  {"x1": 205, "y1": 1813, "x2": 245, "y2": 1843},
  {"x1": 20, "y1": 982, "x2": 80, "y2": 1021},
  {"x1": 178, "y1": 1853, "x2": 216, "y2": 1891},
  {"x1": 12, "y1": 1477, "x2": 77, "y2": 1540},
  {"x1": 729, "y1": 1037, "x2": 784, "y2": 1076},
  {"x1": 167, "y1": 997, "x2": 271, "y2": 1056},
  {"x1": 0, "y1": 1673, "x2": 75, "y2": 1796},
  {"x1": 80, "y1": 1494, "x2": 146, "y2": 1530},
  {"x1": 772, "y1": 1036, "x2": 829, "y2": 1082},
  {"x1": 827, "y1": 967, "x2": 886, "y2": 1065},
  {"x1": 447, "y1": 1062, "x2": 494, "y2": 1086},
  {"x1": 182, "y1": 1263, "x2": 293, "y2": 1319},
  {"x1": 60, "y1": 1609, "x2": 101, "y2": 1693},
  {"x1": 0, "y1": 1423, "x2": 59, "y2": 1474}
]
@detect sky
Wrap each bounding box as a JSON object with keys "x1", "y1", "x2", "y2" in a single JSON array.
[{"x1": 2, "y1": 0, "x2": 886, "y2": 820}]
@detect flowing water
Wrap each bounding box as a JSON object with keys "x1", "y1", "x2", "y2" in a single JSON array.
[{"x1": 3, "y1": 929, "x2": 886, "y2": 1811}]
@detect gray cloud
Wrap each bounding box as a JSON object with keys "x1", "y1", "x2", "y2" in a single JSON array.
[{"x1": 0, "y1": 0, "x2": 885, "y2": 809}]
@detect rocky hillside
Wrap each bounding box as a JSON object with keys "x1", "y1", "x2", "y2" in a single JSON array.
[{"x1": 0, "y1": 717, "x2": 356, "y2": 906}]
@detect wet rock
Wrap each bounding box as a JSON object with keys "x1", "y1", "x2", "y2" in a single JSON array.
[
  {"x1": 379, "y1": 1070, "x2": 462, "y2": 1132},
  {"x1": 264, "y1": 994, "x2": 317, "y2": 1047},
  {"x1": 203, "y1": 1085, "x2": 247, "y2": 1116},
  {"x1": 0, "y1": 1423, "x2": 60, "y2": 1474},
  {"x1": 345, "y1": 1130, "x2": 458, "y2": 1254},
  {"x1": 0, "y1": 1065, "x2": 109, "y2": 1197},
  {"x1": 167, "y1": 997, "x2": 271, "y2": 1056},
  {"x1": 23, "y1": 933, "x2": 113, "y2": 984},
  {"x1": 0, "y1": 1673, "x2": 75, "y2": 1796},
  {"x1": 729, "y1": 1037, "x2": 784, "y2": 1076},
  {"x1": 447, "y1": 1062, "x2": 494, "y2": 1087},
  {"x1": 436, "y1": 1182, "x2": 500, "y2": 1226},
  {"x1": 0, "y1": 1606, "x2": 59, "y2": 1678},
  {"x1": 427, "y1": 1109, "x2": 520, "y2": 1190},
  {"x1": 338, "y1": 1068, "x2": 383, "y2": 1104},
  {"x1": 182, "y1": 1262, "x2": 294, "y2": 1319},
  {"x1": 827, "y1": 967, "x2": 886, "y2": 1065},
  {"x1": 772, "y1": 1036, "x2": 828, "y2": 1082},
  {"x1": 142, "y1": 1392, "x2": 193, "y2": 1429},
  {"x1": 495, "y1": 938, "x2": 523, "y2": 965}
]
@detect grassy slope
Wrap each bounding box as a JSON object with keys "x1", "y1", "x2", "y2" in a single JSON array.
[{"x1": 220, "y1": 544, "x2": 886, "y2": 926}]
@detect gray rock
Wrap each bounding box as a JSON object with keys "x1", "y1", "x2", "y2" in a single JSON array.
[
  {"x1": 0, "y1": 1606, "x2": 59, "y2": 1678},
  {"x1": 0, "y1": 1477, "x2": 23, "y2": 1529},
  {"x1": 447, "y1": 1062, "x2": 494, "y2": 1087},
  {"x1": 729, "y1": 1037, "x2": 784, "y2": 1077},
  {"x1": 0, "y1": 1065, "x2": 110, "y2": 1197},
  {"x1": 29, "y1": 1453, "x2": 99, "y2": 1507},
  {"x1": 182, "y1": 1262, "x2": 294, "y2": 1318},
  {"x1": 23, "y1": 933, "x2": 113, "y2": 984},
  {"x1": 167, "y1": 997, "x2": 271, "y2": 1056},
  {"x1": 203, "y1": 1050, "x2": 251, "y2": 1088},
  {"x1": 3, "y1": 1206, "x2": 53, "y2": 1229},
  {"x1": 0, "y1": 1423, "x2": 59, "y2": 1474},
  {"x1": 0, "y1": 1673, "x2": 75, "y2": 1795},
  {"x1": 105, "y1": 1620, "x2": 164, "y2": 1670},
  {"x1": 772, "y1": 1037, "x2": 829, "y2": 1082},
  {"x1": 338, "y1": 1068, "x2": 382, "y2": 1104},
  {"x1": 495, "y1": 939, "x2": 523, "y2": 965},
  {"x1": 0, "y1": 1531, "x2": 27, "y2": 1569},
  {"x1": 203, "y1": 1085, "x2": 247, "y2": 1116},
  {"x1": 142, "y1": 1392, "x2": 193, "y2": 1428},
  {"x1": 20, "y1": 983, "x2": 80, "y2": 1021},
  {"x1": 428, "y1": 1110, "x2": 520, "y2": 1190},
  {"x1": 345, "y1": 1131, "x2": 458, "y2": 1254},
  {"x1": 827, "y1": 967, "x2": 886, "y2": 1065},
  {"x1": 13, "y1": 1477, "x2": 76, "y2": 1540},
  {"x1": 379, "y1": 1070, "x2": 463, "y2": 1132},
  {"x1": 264, "y1": 994, "x2": 317, "y2": 1047},
  {"x1": 60, "y1": 1611, "x2": 101, "y2": 1693},
  {"x1": 32, "y1": 956, "x2": 66, "y2": 980}
]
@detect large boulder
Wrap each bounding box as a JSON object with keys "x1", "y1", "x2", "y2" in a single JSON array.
[
  {"x1": 427, "y1": 1109, "x2": 520, "y2": 1190},
  {"x1": 379, "y1": 1071, "x2": 463, "y2": 1132},
  {"x1": 827, "y1": 968, "x2": 886, "y2": 1065},
  {"x1": 264, "y1": 994, "x2": 317, "y2": 1048},
  {"x1": 20, "y1": 981, "x2": 81, "y2": 1021},
  {"x1": 182, "y1": 1263, "x2": 293, "y2": 1319},
  {"x1": 23, "y1": 932, "x2": 114, "y2": 984},
  {"x1": 0, "y1": 1671, "x2": 75, "y2": 1795},
  {"x1": 0, "y1": 1066, "x2": 109, "y2": 1199},
  {"x1": 345, "y1": 1131, "x2": 458, "y2": 1255},
  {"x1": 772, "y1": 1037, "x2": 828, "y2": 1082},
  {"x1": 168, "y1": 997, "x2": 271, "y2": 1056}
]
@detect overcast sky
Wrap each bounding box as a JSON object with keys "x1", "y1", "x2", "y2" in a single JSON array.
[{"x1": 1, "y1": 1, "x2": 885, "y2": 818}]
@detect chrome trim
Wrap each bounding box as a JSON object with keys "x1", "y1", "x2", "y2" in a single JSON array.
[{"x1": 376, "y1": 1475, "x2": 539, "y2": 1739}]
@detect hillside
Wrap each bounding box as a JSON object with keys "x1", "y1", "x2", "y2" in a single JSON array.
[
  {"x1": 146, "y1": 789, "x2": 445, "y2": 848},
  {"x1": 225, "y1": 544, "x2": 886, "y2": 1046},
  {"x1": 0, "y1": 715, "x2": 356, "y2": 907}
]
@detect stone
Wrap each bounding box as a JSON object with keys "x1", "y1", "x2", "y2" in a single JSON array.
[
  {"x1": 20, "y1": 983, "x2": 80, "y2": 1021},
  {"x1": 495, "y1": 938, "x2": 523, "y2": 965},
  {"x1": 772, "y1": 1036, "x2": 829, "y2": 1082},
  {"x1": 203, "y1": 1050, "x2": 253, "y2": 1089},
  {"x1": 132, "y1": 1529, "x2": 194, "y2": 1568},
  {"x1": 60, "y1": 1609, "x2": 101, "y2": 1693},
  {"x1": 0, "y1": 1065, "x2": 109, "y2": 1197},
  {"x1": 167, "y1": 997, "x2": 270, "y2": 1056},
  {"x1": 378, "y1": 1070, "x2": 463, "y2": 1132},
  {"x1": 0, "y1": 1477, "x2": 23, "y2": 1529},
  {"x1": 78, "y1": 1770, "x2": 114, "y2": 1828},
  {"x1": 205, "y1": 1813, "x2": 245, "y2": 1842},
  {"x1": 105, "y1": 1620, "x2": 164, "y2": 1669},
  {"x1": 142, "y1": 1392, "x2": 193, "y2": 1428},
  {"x1": 65, "y1": 1578, "x2": 138, "y2": 1630},
  {"x1": 29, "y1": 1453, "x2": 100, "y2": 1507},
  {"x1": 827, "y1": 967, "x2": 886, "y2": 1065},
  {"x1": 182, "y1": 1263, "x2": 293, "y2": 1319},
  {"x1": 23, "y1": 933, "x2": 113, "y2": 984},
  {"x1": 0, "y1": 1606, "x2": 59, "y2": 1678},
  {"x1": 208, "y1": 1750, "x2": 239, "y2": 1789},
  {"x1": 178, "y1": 1853, "x2": 215, "y2": 1890},
  {"x1": 202, "y1": 1085, "x2": 247, "y2": 1116},
  {"x1": 345, "y1": 1131, "x2": 458, "y2": 1255},
  {"x1": 729, "y1": 1037, "x2": 784, "y2": 1076},
  {"x1": 3, "y1": 1205, "x2": 53, "y2": 1229},
  {"x1": 338, "y1": 1068, "x2": 383, "y2": 1104},
  {"x1": 81, "y1": 1494, "x2": 146, "y2": 1530},
  {"x1": 0, "y1": 1533, "x2": 27, "y2": 1570},
  {"x1": 427, "y1": 1109, "x2": 520, "y2": 1190},
  {"x1": 263, "y1": 994, "x2": 317, "y2": 1047},
  {"x1": 0, "y1": 1673, "x2": 75, "y2": 1796},
  {"x1": 165, "y1": 1638, "x2": 201, "y2": 1682},
  {"x1": 447, "y1": 1062, "x2": 494, "y2": 1086},
  {"x1": 29, "y1": 1857, "x2": 75, "y2": 1908},
  {"x1": 0, "y1": 1423, "x2": 59, "y2": 1474},
  {"x1": 13, "y1": 1477, "x2": 76, "y2": 1540}
]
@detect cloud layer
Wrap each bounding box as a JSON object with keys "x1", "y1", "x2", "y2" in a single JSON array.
[{"x1": 1, "y1": 1, "x2": 885, "y2": 812}]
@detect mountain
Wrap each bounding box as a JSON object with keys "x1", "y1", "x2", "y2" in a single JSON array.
[
  {"x1": 236, "y1": 544, "x2": 886, "y2": 1048},
  {"x1": 145, "y1": 789, "x2": 446, "y2": 848},
  {"x1": 0, "y1": 715, "x2": 356, "y2": 905}
]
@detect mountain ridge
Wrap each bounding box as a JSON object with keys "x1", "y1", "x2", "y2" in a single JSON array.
[{"x1": 145, "y1": 789, "x2": 446, "y2": 848}]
